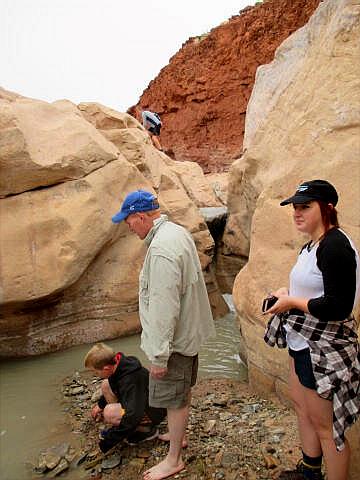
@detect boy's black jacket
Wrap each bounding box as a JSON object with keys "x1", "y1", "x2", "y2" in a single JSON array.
[{"x1": 98, "y1": 353, "x2": 165, "y2": 452}]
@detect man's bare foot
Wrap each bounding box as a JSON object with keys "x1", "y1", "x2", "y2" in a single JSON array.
[
  {"x1": 158, "y1": 432, "x2": 188, "y2": 448},
  {"x1": 143, "y1": 458, "x2": 184, "y2": 480}
]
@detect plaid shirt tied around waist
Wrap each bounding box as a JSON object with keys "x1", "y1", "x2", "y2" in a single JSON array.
[{"x1": 264, "y1": 311, "x2": 360, "y2": 451}]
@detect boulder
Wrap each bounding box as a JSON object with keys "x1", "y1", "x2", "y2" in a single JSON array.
[
  {"x1": 229, "y1": 1, "x2": 360, "y2": 475},
  {"x1": 0, "y1": 97, "x2": 119, "y2": 197},
  {"x1": 0, "y1": 97, "x2": 224, "y2": 356},
  {"x1": 52, "y1": 99, "x2": 84, "y2": 117},
  {"x1": 205, "y1": 173, "x2": 228, "y2": 206},
  {"x1": 78, "y1": 102, "x2": 140, "y2": 130},
  {"x1": 1, "y1": 157, "x2": 139, "y2": 304},
  {"x1": 0, "y1": 86, "x2": 23, "y2": 101},
  {"x1": 78, "y1": 102, "x2": 221, "y2": 267},
  {"x1": 168, "y1": 161, "x2": 223, "y2": 208},
  {"x1": 79, "y1": 103, "x2": 224, "y2": 208}
]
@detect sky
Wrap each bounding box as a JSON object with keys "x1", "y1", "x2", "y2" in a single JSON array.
[{"x1": 1, "y1": 0, "x2": 257, "y2": 112}]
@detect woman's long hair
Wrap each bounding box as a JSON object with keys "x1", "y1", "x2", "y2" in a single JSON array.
[{"x1": 318, "y1": 200, "x2": 339, "y2": 233}]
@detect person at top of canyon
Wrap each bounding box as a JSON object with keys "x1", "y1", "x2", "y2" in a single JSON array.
[
  {"x1": 111, "y1": 189, "x2": 216, "y2": 480},
  {"x1": 135, "y1": 107, "x2": 163, "y2": 151},
  {"x1": 84, "y1": 343, "x2": 166, "y2": 453},
  {"x1": 263, "y1": 180, "x2": 360, "y2": 480}
]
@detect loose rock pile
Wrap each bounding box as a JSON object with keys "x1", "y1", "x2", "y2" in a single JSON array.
[{"x1": 33, "y1": 373, "x2": 301, "y2": 479}]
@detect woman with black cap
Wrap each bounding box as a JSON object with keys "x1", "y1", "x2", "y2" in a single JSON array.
[{"x1": 263, "y1": 180, "x2": 359, "y2": 480}]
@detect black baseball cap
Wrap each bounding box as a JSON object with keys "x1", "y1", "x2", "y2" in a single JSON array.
[{"x1": 280, "y1": 180, "x2": 338, "y2": 206}]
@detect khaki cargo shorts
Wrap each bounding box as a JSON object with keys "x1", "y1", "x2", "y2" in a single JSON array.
[{"x1": 149, "y1": 353, "x2": 198, "y2": 409}]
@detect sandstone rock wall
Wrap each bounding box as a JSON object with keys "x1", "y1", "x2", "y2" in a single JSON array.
[
  {"x1": 229, "y1": 1, "x2": 360, "y2": 477},
  {"x1": 0, "y1": 97, "x2": 227, "y2": 357},
  {"x1": 0, "y1": 98, "x2": 119, "y2": 197},
  {"x1": 137, "y1": 0, "x2": 320, "y2": 172}
]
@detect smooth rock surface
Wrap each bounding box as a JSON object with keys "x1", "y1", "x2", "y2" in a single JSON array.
[
  {"x1": 229, "y1": 1, "x2": 360, "y2": 476},
  {"x1": 0, "y1": 97, "x2": 119, "y2": 197},
  {"x1": 0, "y1": 95, "x2": 224, "y2": 356}
]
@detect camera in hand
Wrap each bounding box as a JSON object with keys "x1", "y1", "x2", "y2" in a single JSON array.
[{"x1": 262, "y1": 295, "x2": 278, "y2": 312}]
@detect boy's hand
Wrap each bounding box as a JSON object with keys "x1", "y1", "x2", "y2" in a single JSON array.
[{"x1": 91, "y1": 404, "x2": 103, "y2": 421}]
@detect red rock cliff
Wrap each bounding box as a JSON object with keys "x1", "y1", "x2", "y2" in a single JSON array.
[{"x1": 136, "y1": 0, "x2": 320, "y2": 172}]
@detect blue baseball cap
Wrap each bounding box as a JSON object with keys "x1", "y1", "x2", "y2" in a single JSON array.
[{"x1": 112, "y1": 190, "x2": 159, "y2": 223}]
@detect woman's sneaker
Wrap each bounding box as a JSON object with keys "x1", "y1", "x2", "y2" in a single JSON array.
[
  {"x1": 279, "y1": 460, "x2": 324, "y2": 480},
  {"x1": 126, "y1": 427, "x2": 159, "y2": 446}
]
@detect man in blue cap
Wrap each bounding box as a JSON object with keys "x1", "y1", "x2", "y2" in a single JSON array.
[{"x1": 112, "y1": 190, "x2": 215, "y2": 480}]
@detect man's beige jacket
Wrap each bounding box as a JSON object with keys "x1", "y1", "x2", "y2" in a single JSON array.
[{"x1": 139, "y1": 215, "x2": 216, "y2": 367}]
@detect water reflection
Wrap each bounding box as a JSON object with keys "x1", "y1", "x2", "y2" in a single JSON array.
[
  {"x1": 0, "y1": 309, "x2": 246, "y2": 479},
  {"x1": 199, "y1": 312, "x2": 247, "y2": 380}
]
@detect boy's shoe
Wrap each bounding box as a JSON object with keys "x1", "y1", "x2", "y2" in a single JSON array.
[
  {"x1": 279, "y1": 460, "x2": 324, "y2": 480},
  {"x1": 126, "y1": 427, "x2": 159, "y2": 446},
  {"x1": 98, "y1": 427, "x2": 123, "y2": 454},
  {"x1": 99, "y1": 428, "x2": 112, "y2": 440}
]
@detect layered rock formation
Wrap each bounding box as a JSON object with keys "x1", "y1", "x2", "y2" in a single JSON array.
[
  {"x1": 0, "y1": 96, "x2": 227, "y2": 357},
  {"x1": 137, "y1": 0, "x2": 321, "y2": 172},
  {"x1": 229, "y1": 1, "x2": 360, "y2": 476}
]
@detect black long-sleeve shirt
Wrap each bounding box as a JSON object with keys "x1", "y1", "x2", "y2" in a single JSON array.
[
  {"x1": 98, "y1": 353, "x2": 165, "y2": 453},
  {"x1": 308, "y1": 228, "x2": 358, "y2": 321}
]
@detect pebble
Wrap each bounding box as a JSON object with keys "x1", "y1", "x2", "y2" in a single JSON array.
[
  {"x1": 128, "y1": 457, "x2": 145, "y2": 467},
  {"x1": 91, "y1": 388, "x2": 102, "y2": 403},
  {"x1": 70, "y1": 386, "x2": 85, "y2": 395},
  {"x1": 34, "y1": 454, "x2": 47, "y2": 474},
  {"x1": 205, "y1": 419, "x2": 217, "y2": 432},
  {"x1": 70, "y1": 451, "x2": 88, "y2": 468},
  {"x1": 101, "y1": 453, "x2": 121, "y2": 469},
  {"x1": 44, "y1": 452, "x2": 61, "y2": 470},
  {"x1": 33, "y1": 374, "x2": 300, "y2": 479},
  {"x1": 137, "y1": 449, "x2": 151, "y2": 459},
  {"x1": 48, "y1": 458, "x2": 69, "y2": 477},
  {"x1": 271, "y1": 434, "x2": 281, "y2": 444},
  {"x1": 263, "y1": 453, "x2": 279, "y2": 469}
]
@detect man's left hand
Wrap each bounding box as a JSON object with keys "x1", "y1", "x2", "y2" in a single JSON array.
[{"x1": 150, "y1": 364, "x2": 168, "y2": 379}]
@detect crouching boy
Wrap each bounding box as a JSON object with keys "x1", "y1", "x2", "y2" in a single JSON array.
[{"x1": 84, "y1": 343, "x2": 166, "y2": 453}]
